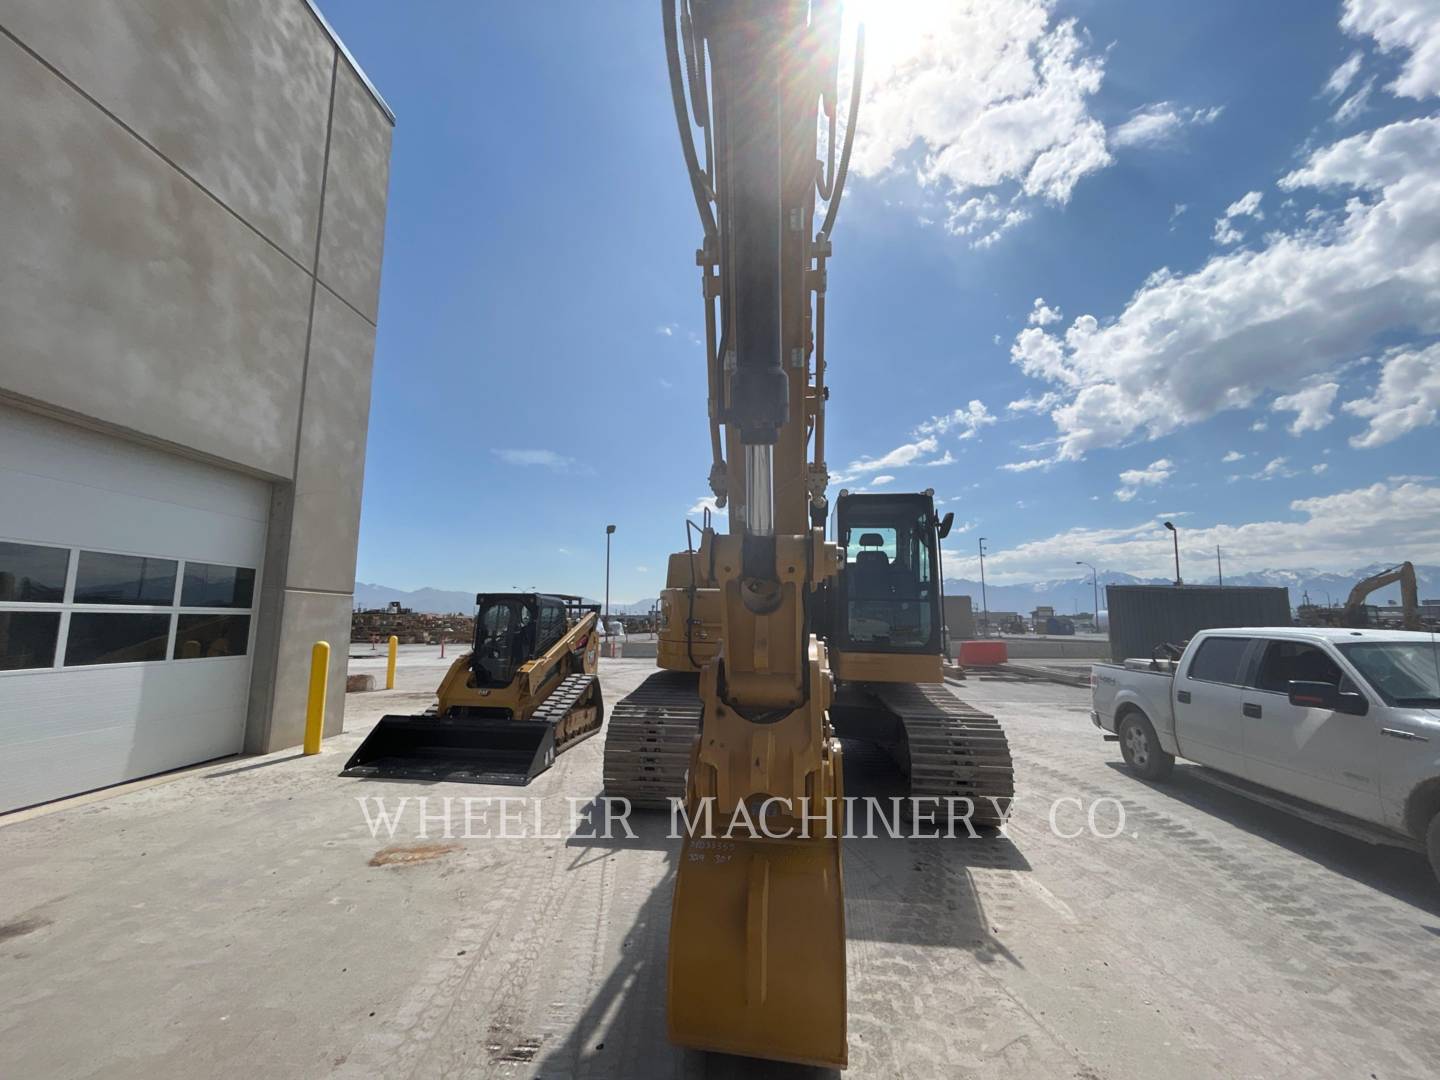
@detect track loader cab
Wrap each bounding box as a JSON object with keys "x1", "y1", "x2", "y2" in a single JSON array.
[
  {"x1": 829, "y1": 490, "x2": 948, "y2": 684},
  {"x1": 341, "y1": 593, "x2": 603, "y2": 785}
]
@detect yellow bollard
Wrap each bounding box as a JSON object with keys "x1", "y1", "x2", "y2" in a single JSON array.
[
  {"x1": 303, "y1": 641, "x2": 330, "y2": 755},
  {"x1": 386, "y1": 634, "x2": 398, "y2": 690}
]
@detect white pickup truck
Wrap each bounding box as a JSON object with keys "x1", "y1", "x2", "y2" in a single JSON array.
[{"x1": 1092, "y1": 627, "x2": 1440, "y2": 882}]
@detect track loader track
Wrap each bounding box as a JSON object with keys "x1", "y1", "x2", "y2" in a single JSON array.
[
  {"x1": 602, "y1": 671, "x2": 702, "y2": 810},
  {"x1": 870, "y1": 682, "x2": 1015, "y2": 826}
]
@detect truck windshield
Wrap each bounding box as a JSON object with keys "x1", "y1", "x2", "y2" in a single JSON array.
[{"x1": 1337, "y1": 641, "x2": 1440, "y2": 706}]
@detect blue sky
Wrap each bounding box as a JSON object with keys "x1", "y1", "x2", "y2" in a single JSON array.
[{"x1": 321, "y1": 0, "x2": 1440, "y2": 600}]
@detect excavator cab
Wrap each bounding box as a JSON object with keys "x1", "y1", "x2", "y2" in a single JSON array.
[{"x1": 828, "y1": 491, "x2": 947, "y2": 682}]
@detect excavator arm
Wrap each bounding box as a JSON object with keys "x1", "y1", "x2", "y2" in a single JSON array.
[
  {"x1": 659, "y1": 0, "x2": 857, "y2": 1067},
  {"x1": 1342, "y1": 562, "x2": 1422, "y2": 631}
]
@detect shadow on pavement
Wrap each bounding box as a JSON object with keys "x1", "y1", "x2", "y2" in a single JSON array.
[{"x1": 1104, "y1": 760, "x2": 1440, "y2": 914}]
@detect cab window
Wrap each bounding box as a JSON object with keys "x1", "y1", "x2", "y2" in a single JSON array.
[
  {"x1": 1250, "y1": 640, "x2": 1341, "y2": 693},
  {"x1": 1186, "y1": 636, "x2": 1250, "y2": 685}
]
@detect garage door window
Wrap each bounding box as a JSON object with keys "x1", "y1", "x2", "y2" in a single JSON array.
[
  {"x1": 0, "y1": 540, "x2": 70, "y2": 602},
  {"x1": 174, "y1": 613, "x2": 250, "y2": 659},
  {"x1": 181, "y1": 563, "x2": 255, "y2": 608},
  {"x1": 65, "y1": 612, "x2": 172, "y2": 666},
  {"x1": 74, "y1": 552, "x2": 178, "y2": 605},
  {"x1": 0, "y1": 611, "x2": 63, "y2": 670},
  {"x1": 0, "y1": 542, "x2": 256, "y2": 672}
]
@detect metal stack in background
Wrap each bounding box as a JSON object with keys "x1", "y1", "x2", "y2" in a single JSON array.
[{"x1": 1106, "y1": 585, "x2": 1291, "y2": 662}]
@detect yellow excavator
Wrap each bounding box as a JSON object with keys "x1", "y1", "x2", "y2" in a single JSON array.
[
  {"x1": 342, "y1": 593, "x2": 603, "y2": 784},
  {"x1": 602, "y1": 1, "x2": 1015, "y2": 1067},
  {"x1": 1306, "y1": 562, "x2": 1424, "y2": 631}
]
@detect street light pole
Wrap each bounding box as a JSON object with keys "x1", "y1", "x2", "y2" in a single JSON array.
[
  {"x1": 1076, "y1": 561, "x2": 1098, "y2": 627},
  {"x1": 1216, "y1": 544, "x2": 1223, "y2": 588},
  {"x1": 604, "y1": 524, "x2": 616, "y2": 626},
  {"x1": 1163, "y1": 521, "x2": 1182, "y2": 585},
  {"x1": 978, "y1": 537, "x2": 989, "y2": 636}
]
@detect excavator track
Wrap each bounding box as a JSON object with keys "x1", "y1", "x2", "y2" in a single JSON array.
[
  {"x1": 870, "y1": 682, "x2": 1015, "y2": 826},
  {"x1": 602, "y1": 670, "x2": 702, "y2": 810}
]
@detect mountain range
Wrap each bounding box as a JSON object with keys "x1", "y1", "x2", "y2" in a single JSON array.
[{"x1": 358, "y1": 564, "x2": 1438, "y2": 616}]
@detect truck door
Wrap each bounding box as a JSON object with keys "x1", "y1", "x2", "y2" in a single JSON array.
[
  {"x1": 1240, "y1": 638, "x2": 1381, "y2": 821},
  {"x1": 1175, "y1": 635, "x2": 1254, "y2": 777}
]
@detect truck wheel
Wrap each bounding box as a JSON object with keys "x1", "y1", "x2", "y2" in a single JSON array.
[
  {"x1": 1427, "y1": 812, "x2": 1440, "y2": 889},
  {"x1": 1118, "y1": 711, "x2": 1174, "y2": 781}
]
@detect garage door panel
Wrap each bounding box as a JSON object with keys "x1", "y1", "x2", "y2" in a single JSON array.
[
  {"x1": 1, "y1": 663, "x2": 251, "y2": 812},
  {"x1": 0, "y1": 404, "x2": 267, "y2": 813}
]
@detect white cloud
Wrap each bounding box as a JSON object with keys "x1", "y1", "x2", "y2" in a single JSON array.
[
  {"x1": 1272, "y1": 381, "x2": 1340, "y2": 434},
  {"x1": 1341, "y1": 0, "x2": 1440, "y2": 99},
  {"x1": 1222, "y1": 450, "x2": 1246, "y2": 462},
  {"x1": 869, "y1": 475, "x2": 896, "y2": 487},
  {"x1": 655, "y1": 323, "x2": 675, "y2": 337},
  {"x1": 1028, "y1": 297, "x2": 1063, "y2": 326},
  {"x1": 943, "y1": 480, "x2": 1440, "y2": 582},
  {"x1": 1212, "y1": 189, "x2": 1264, "y2": 245},
  {"x1": 1334, "y1": 76, "x2": 1377, "y2": 124},
  {"x1": 1002, "y1": 114, "x2": 1440, "y2": 460},
  {"x1": 999, "y1": 457, "x2": 1050, "y2": 473},
  {"x1": 635, "y1": 566, "x2": 650, "y2": 573},
  {"x1": 942, "y1": 193, "x2": 1031, "y2": 248},
  {"x1": 493, "y1": 449, "x2": 575, "y2": 471},
  {"x1": 1114, "y1": 457, "x2": 1173, "y2": 501},
  {"x1": 845, "y1": 0, "x2": 1109, "y2": 244},
  {"x1": 1343, "y1": 341, "x2": 1440, "y2": 446},
  {"x1": 1313, "y1": 463, "x2": 1330, "y2": 474},
  {"x1": 918, "y1": 400, "x2": 997, "y2": 439},
  {"x1": 1247, "y1": 456, "x2": 1295, "y2": 481},
  {"x1": 1325, "y1": 51, "x2": 1366, "y2": 98},
  {"x1": 1110, "y1": 102, "x2": 1223, "y2": 149},
  {"x1": 842, "y1": 435, "x2": 939, "y2": 475},
  {"x1": 1251, "y1": 420, "x2": 1269, "y2": 432},
  {"x1": 923, "y1": 451, "x2": 957, "y2": 467},
  {"x1": 688, "y1": 496, "x2": 727, "y2": 519},
  {"x1": 1008, "y1": 391, "x2": 1063, "y2": 414}
]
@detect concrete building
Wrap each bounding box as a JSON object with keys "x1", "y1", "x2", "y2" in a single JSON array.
[{"x1": 0, "y1": 1, "x2": 394, "y2": 812}]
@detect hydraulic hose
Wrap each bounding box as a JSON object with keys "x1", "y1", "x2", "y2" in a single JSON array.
[{"x1": 818, "y1": 23, "x2": 864, "y2": 241}]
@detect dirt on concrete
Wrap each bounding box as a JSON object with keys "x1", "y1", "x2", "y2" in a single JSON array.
[{"x1": 2, "y1": 649, "x2": 1439, "y2": 1078}]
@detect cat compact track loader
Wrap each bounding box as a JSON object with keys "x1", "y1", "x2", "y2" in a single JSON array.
[{"x1": 341, "y1": 593, "x2": 603, "y2": 785}]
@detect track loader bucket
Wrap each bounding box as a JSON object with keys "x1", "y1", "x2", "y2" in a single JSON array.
[
  {"x1": 667, "y1": 814, "x2": 847, "y2": 1068},
  {"x1": 340, "y1": 714, "x2": 564, "y2": 785}
]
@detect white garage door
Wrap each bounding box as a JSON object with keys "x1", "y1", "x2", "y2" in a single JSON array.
[{"x1": 0, "y1": 404, "x2": 269, "y2": 813}]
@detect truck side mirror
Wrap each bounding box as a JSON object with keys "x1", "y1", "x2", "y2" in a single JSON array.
[
  {"x1": 1288, "y1": 680, "x2": 1337, "y2": 710},
  {"x1": 1288, "y1": 680, "x2": 1368, "y2": 715},
  {"x1": 938, "y1": 512, "x2": 954, "y2": 539}
]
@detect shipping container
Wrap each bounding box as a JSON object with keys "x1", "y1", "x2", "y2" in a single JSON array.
[{"x1": 1106, "y1": 584, "x2": 1290, "y2": 663}]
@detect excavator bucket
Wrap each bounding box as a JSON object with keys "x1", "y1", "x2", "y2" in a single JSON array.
[
  {"x1": 667, "y1": 816, "x2": 848, "y2": 1067},
  {"x1": 341, "y1": 673, "x2": 603, "y2": 786},
  {"x1": 340, "y1": 714, "x2": 563, "y2": 785}
]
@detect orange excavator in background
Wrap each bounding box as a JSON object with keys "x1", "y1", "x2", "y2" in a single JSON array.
[
  {"x1": 601, "y1": 1, "x2": 1015, "y2": 1067},
  {"x1": 1316, "y1": 562, "x2": 1425, "y2": 631}
]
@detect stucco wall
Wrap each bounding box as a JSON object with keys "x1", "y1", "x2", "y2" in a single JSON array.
[{"x1": 0, "y1": 0, "x2": 394, "y2": 752}]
